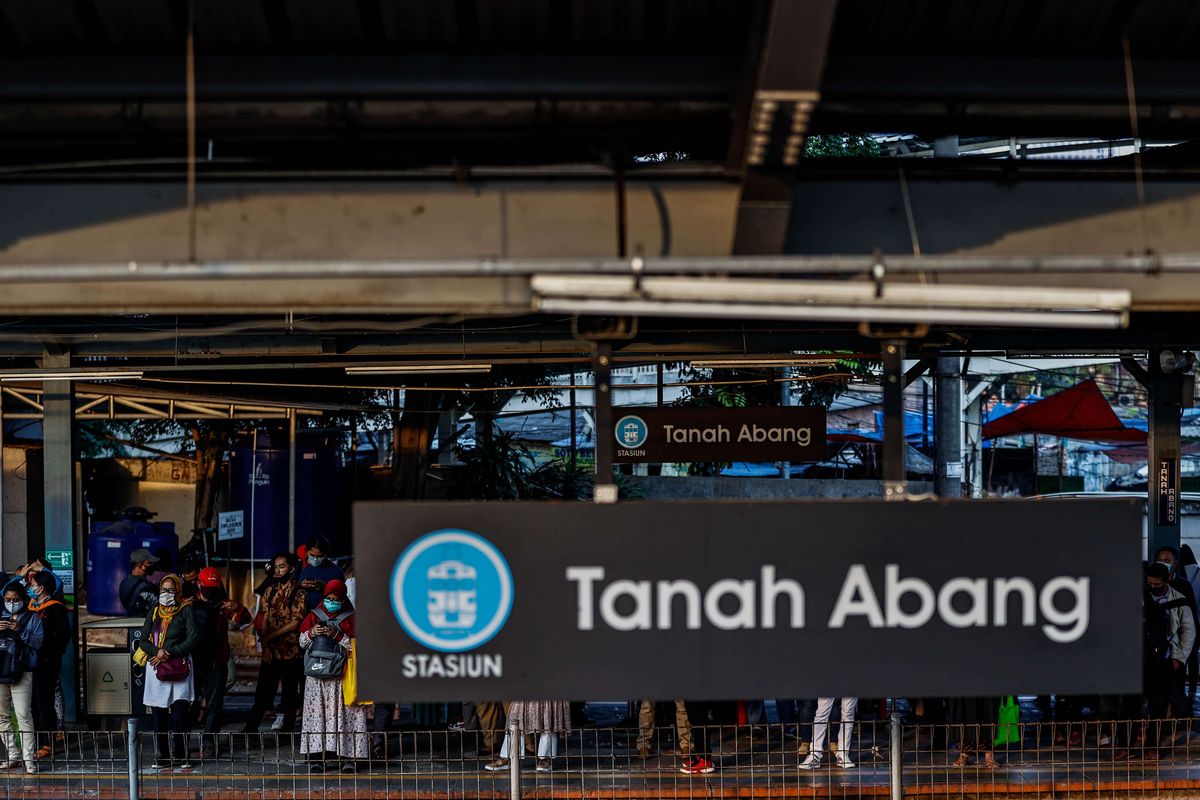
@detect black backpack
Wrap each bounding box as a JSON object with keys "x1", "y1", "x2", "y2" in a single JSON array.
[{"x1": 1145, "y1": 591, "x2": 1189, "y2": 661}]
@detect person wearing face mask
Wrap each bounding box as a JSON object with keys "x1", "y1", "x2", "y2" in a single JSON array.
[
  {"x1": 1140, "y1": 562, "x2": 1196, "y2": 761},
  {"x1": 136, "y1": 575, "x2": 200, "y2": 770},
  {"x1": 120, "y1": 549, "x2": 162, "y2": 617},
  {"x1": 190, "y1": 567, "x2": 250, "y2": 759},
  {"x1": 0, "y1": 585, "x2": 43, "y2": 774},
  {"x1": 242, "y1": 552, "x2": 308, "y2": 739},
  {"x1": 26, "y1": 572, "x2": 67, "y2": 761},
  {"x1": 298, "y1": 579, "x2": 367, "y2": 772},
  {"x1": 297, "y1": 536, "x2": 344, "y2": 610}
]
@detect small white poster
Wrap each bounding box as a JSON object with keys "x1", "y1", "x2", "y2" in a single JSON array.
[{"x1": 218, "y1": 510, "x2": 245, "y2": 542}]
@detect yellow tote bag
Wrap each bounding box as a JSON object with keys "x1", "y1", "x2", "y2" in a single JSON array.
[
  {"x1": 132, "y1": 647, "x2": 148, "y2": 667},
  {"x1": 342, "y1": 641, "x2": 371, "y2": 706}
]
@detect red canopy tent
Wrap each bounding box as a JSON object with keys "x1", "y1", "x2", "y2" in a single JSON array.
[{"x1": 981, "y1": 379, "x2": 1146, "y2": 443}]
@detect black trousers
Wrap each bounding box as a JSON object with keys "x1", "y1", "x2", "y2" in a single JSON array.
[
  {"x1": 243, "y1": 657, "x2": 301, "y2": 732},
  {"x1": 776, "y1": 699, "x2": 818, "y2": 741},
  {"x1": 684, "y1": 702, "x2": 727, "y2": 758},
  {"x1": 1146, "y1": 658, "x2": 1192, "y2": 746},
  {"x1": 191, "y1": 662, "x2": 228, "y2": 748},
  {"x1": 372, "y1": 703, "x2": 395, "y2": 751},
  {"x1": 31, "y1": 659, "x2": 60, "y2": 746},
  {"x1": 153, "y1": 699, "x2": 191, "y2": 760}
]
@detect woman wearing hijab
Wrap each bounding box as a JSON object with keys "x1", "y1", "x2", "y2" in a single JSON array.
[
  {"x1": 0, "y1": 583, "x2": 43, "y2": 773},
  {"x1": 298, "y1": 579, "x2": 368, "y2": 772},
  {"x1": 136, "y1": 574, "x2": 199, "y2": 770}
]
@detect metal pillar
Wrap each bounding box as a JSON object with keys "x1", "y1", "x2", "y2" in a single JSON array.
[
  {"x1": 780, "y1": 366, "x2": 791, "y2": 480},
  {"x1": 593, "y1": 343, "x2": 617, "y2": 503},
  {"x1": 569, "y1": 371, "x2": 578, "y2": 475},
  {"x1": 889, "y1": 713, "x2": 903, "y2": 800},
  {"x1": 1125, "y1": 350, "x2": 1193, "y2": 559},
  {"x1": 882, "y1": 341, "x2": 907, "y2": 499},
  {"x1": 41, "y1": 350, "x2": 77, "y2": 721},
  {"x1": 964, "y1": 393, "x2": 985, "y2": 498},
  {"x1": 508, "y1": 721, "x2": 522, "y2": 799},
  {"x1": 127, "y1": 717, "x2": 140, "y2": 800},
  {"x1": 934, "y1": 357, "x2": 962, "y2": 497},
  {"x1": 0, "y1": 388, "x2": 5, "y2": 568},
  {"x1": 1149, "y1": 350, "x2": 1188, "y2": 558},
  {"x1": 288, "y1": 409, "x2": 297, "y2": 551}
]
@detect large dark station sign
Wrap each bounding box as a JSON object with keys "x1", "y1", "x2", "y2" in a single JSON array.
[
  {"x1": 612, "y1": 406, "x2": 827, "y2": 462},
  {"x1": 356, "y1": 499, "x2": 1141, "y2": 700}
]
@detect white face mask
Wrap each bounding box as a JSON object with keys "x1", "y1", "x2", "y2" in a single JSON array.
[
  {"x1": 3, "y1": 601, "x2": 20, "y2": 615},
  {"x1": 307, "y1": 555, "x2": 325, "y2": 567},
  {"x1": 158, "y1": 592, "x2": 176, "y2": 607}
]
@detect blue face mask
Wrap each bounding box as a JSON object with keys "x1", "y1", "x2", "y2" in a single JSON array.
[
  {"x1": 323, "y1": 599, "x2": 342, "y2": 614},
  {"x1": 26, "y1": 586, "x2": 37, "y2": 598}
]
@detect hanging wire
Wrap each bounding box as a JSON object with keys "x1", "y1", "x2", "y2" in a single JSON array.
[{"x1": 1122, "y1": 34, "x2": 1154, "y2": 258}]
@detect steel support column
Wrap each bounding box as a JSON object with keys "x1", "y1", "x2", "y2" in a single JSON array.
[
  {"x1": 1149, "y1": 351, "x2": 1186, "y2": 558},
  {"x1": 1125, "y1": 351, "x2": 1192, "y2": 559},
  {"x1": 41, "y1": 349, "x2": 77, "y2": 721},
  {"x1": 882, "y1": 341, "x2": 906, "y2": 500},
  {"x1": 593, "y1": 344, "x2": 616, "y2": 503},
  {"x1": 934, "y1": 357, "x2": 962, "y2": 497}
]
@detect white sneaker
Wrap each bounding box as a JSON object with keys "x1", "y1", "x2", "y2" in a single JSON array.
[
  {"x1": 271, "y1": 716, "x2": 286, "y2": 731},
  {"x1": 798, "y1": 753, "x2": 823, "y2": 770},
  {"x1": 835, "y1": 752, "x2": 856, "y2": 769}
]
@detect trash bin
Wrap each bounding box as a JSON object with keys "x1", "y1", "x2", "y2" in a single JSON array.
[{"x1": 81, "y1": 617, "x2": 146, "y2": 718}]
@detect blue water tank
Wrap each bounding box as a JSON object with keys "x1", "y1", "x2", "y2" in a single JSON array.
[
  {"x1": 225, "y1": 446, "x2": 344, "y2": 561},
  {"x1": 86, "y1": 513, "x2": 178, "y2": 617}
]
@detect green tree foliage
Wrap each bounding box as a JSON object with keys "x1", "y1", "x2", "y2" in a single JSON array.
[{"x1": 803, "y1": 134, "x2": 882, "y2": 158}]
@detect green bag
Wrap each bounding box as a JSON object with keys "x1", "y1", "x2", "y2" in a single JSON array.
[{"x1": 994, "y1": 696, "x2": 1020, "y2": 747}]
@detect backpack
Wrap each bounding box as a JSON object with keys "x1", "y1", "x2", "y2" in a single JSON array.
[
  {"x1": 302, "y1": 607, "x2": 353, "y2": 679},
  {"x1": 1145, "y1": 591, "x2": 1189, "y2": 661},
  {"x1": 0, "y1": 617, "x2": 31, "y2": 685}
]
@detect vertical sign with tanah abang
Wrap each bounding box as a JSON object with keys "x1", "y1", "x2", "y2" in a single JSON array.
[
  {"x1": 612, "y1": 406, "x2": 826, "y2": 462},
  {"x1": 1158, "y1": 457, "x2": 1179, "y2": 527},
  {"x1": 355, "y1": 499, "x2": 1141, "y2": 700}
]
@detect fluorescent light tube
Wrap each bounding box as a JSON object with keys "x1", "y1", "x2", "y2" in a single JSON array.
[
  {"x1": 534, "y1": 297, "x2": 1127, "y2": 329},
  {"x1": 530, "y1": 275, "x2": 1132, "y2": 313},
  {"x1": 0, "y1": 370, "x2": 144, "y2": 382},
  {"x1": 345, "y1": 364, "x2": 492, "y2": 375},
  {"x1": 691, "y1": 358, "x2": 843, "y2": 368}
]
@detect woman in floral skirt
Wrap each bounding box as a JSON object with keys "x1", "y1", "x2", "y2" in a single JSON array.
[{"x1": 484, "y1": 701, "x2": 571, "y2": 773}]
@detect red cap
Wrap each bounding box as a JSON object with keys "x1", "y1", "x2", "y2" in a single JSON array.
[
  {"x1": 323, "y1": 579, "x2": 347, "y2": 601},
  {"x1": 198, "y1": 567, "x2": 223, "y2": 588}
]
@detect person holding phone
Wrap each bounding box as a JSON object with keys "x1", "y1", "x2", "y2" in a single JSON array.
[
  {"x1": 298, "y1": 580, "x2": 367, "y2": 772},
  {"x1": 0, "y1": 584, "x2": 43, "y2": 774}
]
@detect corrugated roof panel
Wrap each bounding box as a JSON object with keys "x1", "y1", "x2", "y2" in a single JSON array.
[
  {"x1": 92, "y1": 0, "x2": 177, "y2": 45},
  {"x1": 282, "y1": 0, "x2": 367, "y2": 44},
  {"x1": 1, "y1": 0, "x2": 88, "y2": 48},
  {"x1": 194, "y1": 0, "x2": 273, "y2": 49},
  {"x1": 378, "y1": 1, "x2": 459, "y2": 46}
]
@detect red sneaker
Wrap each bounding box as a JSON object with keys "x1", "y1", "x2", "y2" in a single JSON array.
[{"x1": 679, "y1": 756, "x2": 715, "y2": 775}]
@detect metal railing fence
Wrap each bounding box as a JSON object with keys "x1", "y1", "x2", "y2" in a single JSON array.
[{"x1": 0, "y1": 717, "x2": 1198, "y2": 799}]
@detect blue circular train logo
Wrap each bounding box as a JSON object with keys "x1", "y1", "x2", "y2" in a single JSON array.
[
  {"x1": 615, "y1": 414, "x2": 649, "y2": 449},
  {"x1": 391, "y1": 529, "x2": 514, "y2": 653}
]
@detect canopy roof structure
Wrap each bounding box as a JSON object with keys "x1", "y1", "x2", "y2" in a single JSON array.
[{"x1": 982, "y1": 380, "x2": 1147, "y2": 444}]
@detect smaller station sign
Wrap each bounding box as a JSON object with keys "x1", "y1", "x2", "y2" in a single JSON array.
[{"x1": 612, "y1": 406, "x2": 826, "y2": 463}]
